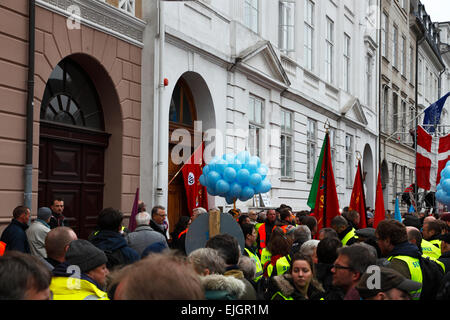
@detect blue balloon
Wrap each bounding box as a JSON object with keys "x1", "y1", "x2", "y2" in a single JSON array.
[
  {"x1": 250, "y1": 155, "x2": 261, "y2": 167},
  {"x1": 225, "y1": 195, "x2": 236, "y2": 205},
  {"x1": 442, "y1": 179, "x2": 450, "y2": 193},
  {"x1": 237, "y1": 168, "x2": 250, "y2": 185},
  {"x1": 258, "y1": 179, "x2": 271, "y2": 194},
  {"x1": 199, "y1": 174, "x2": 206, "y2": 187},
  {"x1": 223, "y1": 167, "x2": 237, "y2": 182},
  {"x1": 223, "y1": 153, "x2": 236, "y2": 163},
  {"x1": 246, "y1": 160, "x2": 258, "y2": 173},
  {"x1": 229, "y1": 183, "x2": 242, "y2": 198},
  {"x1": 202, "y1": 165, "x2": 210, "y2": 176},
  {"x1": 257, "y1": 164, "x2": 269, "y2": 179},
  {"x1": 241, "y1": 186, "x2": 255, "y2": 199},
  {"x1": 442, "y1": 167, "x2": 450, "y2": 179},
  {"x1": 237, "y1": 150, "x2": 251, "y2": 164},
  {"x1": 207, "y1": 184, "x2": 219, "y2": 196},
  {"x1": 215, "y1": 159, "x2": 228, "y2": 175},
  {"x1": 230, "y1": 159, "x2": 243, "y2": 171},
  {"x1": 215, "y1": 179, "x2": 230, "y2": 196},
  {"x1": 207, "y1": 170, "x2": 221, "y2": 188},
  {"x1": 249, "y1": 173, "x2": 262, "y2": 186}
]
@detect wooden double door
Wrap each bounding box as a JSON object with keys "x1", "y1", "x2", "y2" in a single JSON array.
[{"x1": 38, "y1": 123, "x2": 109, "y2": 239}]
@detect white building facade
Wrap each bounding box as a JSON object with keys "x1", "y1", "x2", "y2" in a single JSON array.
[{"x1": 140, "y1": 0, "x2": 380, "y2": 228}]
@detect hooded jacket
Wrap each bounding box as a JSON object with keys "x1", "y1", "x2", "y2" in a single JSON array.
[
  {"x1": 125, "y1": 225, "x2": 168, "y2": 257},
  {"x1": 269, "y1": 273, "x2": 324, "y2": 300},
  {"x1": 50, "y1": 262, "x2": 109, "y2": 300},
  {"x1": 201, "y1": 274, "x2": 246, "y2": 300},
  {"x1": 224, "y1": 267, "x2": 257, "y2": 300},
  {"x1": 89, "y1": 230, "x2": 139, "y2": 266}
]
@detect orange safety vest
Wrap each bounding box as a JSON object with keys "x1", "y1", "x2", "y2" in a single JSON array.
[
  {"x1": 258, "y1": 224, "x2": 267, "y2": 255},
  {"x1": 0, "y1": 241, "x2": 6, "y2": 256}
]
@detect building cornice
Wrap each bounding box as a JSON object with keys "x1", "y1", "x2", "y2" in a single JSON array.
[{"x1": 36, "y1": 0, "x2": 146, "y2": 47}]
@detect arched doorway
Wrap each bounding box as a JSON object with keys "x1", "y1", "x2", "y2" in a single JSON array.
[
  {"x1": 167, "y1": 77, "x2": 200, "y2": 233},
  {"x1": 38, "y1": 57, "x2": 109, "y2": 239},
  {"x1": 363, "y1": 144, "x2": 374, "y2": 207}
]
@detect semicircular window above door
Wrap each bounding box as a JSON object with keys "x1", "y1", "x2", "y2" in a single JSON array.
[{"x1": 40, "y1": 58, "x2": 104, "y2": 131}]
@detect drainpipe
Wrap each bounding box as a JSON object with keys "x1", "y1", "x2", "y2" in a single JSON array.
[
  {"x1": 415, "y1": 34, "x2": 425, "y2": 211},
  {"x1": 156, "y1": 0, "x2": 165, "y2": 206},
  {"x1": 24, "y1": 0, "x2": 35, "y2": 212}
]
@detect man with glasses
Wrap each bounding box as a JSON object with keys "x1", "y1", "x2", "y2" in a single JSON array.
[
  {"x1": 150, "y1": 205, "x2": 169, "y2": 242},
  {"x1": 331, "y1": 243, "x2": 376, "y2": 300}
]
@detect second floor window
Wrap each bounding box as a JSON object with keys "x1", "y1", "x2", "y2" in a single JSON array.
[
  {"x1": 381, "y1": 12, "x2": 388, "y2": 58},
  {"x1": 248, "y1": 95, "x2": 264, "y2": 157},
  {"x1": 304, "y1": 0, "x2": 314, "y2": 71},
  {"x1": 244, "y1": 0, "x2": 259, "y2": 33},
  {"x1": 325, "y1": 17, "x2": 334, "y2": 83},
  {"x1": 279, "y1": 1, "x2": 295, "y2": 53},
  {"x1": 343, "y1": 34, "x2": 351, "y2": 92},
  {"x1": 393, "y1": 25, "x2": 398, "y2": 68}
]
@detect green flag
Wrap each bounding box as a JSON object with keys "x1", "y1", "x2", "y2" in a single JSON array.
[{"x1": 307, "y1": 133, "x2": 327, "y2": 209}]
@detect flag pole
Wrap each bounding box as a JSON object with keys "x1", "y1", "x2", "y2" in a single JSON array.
[
  {"x1": 323, "y1": 120, "x2": 330, "y2": 229},
  {"x1": 168, "y1": 143, "x2": 203, "y2": 186}
]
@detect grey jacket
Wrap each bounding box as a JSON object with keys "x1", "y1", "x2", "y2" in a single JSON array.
[
  {"x1": 125, "y1": 225, "x2": 168, "y2": 257},
  {"x1": 26, "y1": 219, "x2": 50, "y2": 258}
]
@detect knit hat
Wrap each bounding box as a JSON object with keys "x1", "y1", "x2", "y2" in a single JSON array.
[
  {"x1": 37, "y1": 207, "x2": 52, "y2": 221},
  {"x1": 65, "y1": 239, "x2": 108, "y2": 273},
  {"x1": 356, "y1": 266, "x2": 422, "y2": 299}
]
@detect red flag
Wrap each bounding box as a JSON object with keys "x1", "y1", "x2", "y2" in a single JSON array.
[
  {"x1": 348, "y1": 160, "x2": 367, "y2": 229},
  {"x1": 311, "y1": 132, "x2": 340, "y2": 234},
  {"x1": 182, "y1": 142, "x2": 208, "y2": 216},
  {"x1": 128, "y1": 187, "x2": 139, "y2": 232},
  {"x1": 416, "y1": 125, "x2": 450, "y2": 190},
  {"x1": 373, "y1": 171, "x2": 385, "y2": 229}
]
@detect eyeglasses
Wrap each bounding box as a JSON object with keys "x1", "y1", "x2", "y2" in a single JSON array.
[
  {"x1": 331, "y1": 264, "x2": 354, "y2": 271},
  {"x1": 156, "y1": 214, "x2": 167, "y2": 218}
]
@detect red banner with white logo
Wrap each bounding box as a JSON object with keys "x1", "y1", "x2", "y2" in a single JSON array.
[{"x1": 182, "y1": 142, "x2": 208, "y2": 216}]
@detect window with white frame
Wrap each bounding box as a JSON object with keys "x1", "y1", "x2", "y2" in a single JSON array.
[
  {"x1": 401, "y1": 100, "x2": 407, "y2": 141},
  {"x1": 393, "y1": 92, "x2": 398, "y2": 134},
  {"x1": 418, "y1": 57, "x2": 423, "y2": 92},
  {"x1": 307, "y1": 118, "x2": 317, "y2": 180},
  {"x1": 248, "y1": 95, "x2": 264, "y2": 157},
  {"x1": 345, "y1": 134, "x2": 354, "y2": 188},
  {"x1": 381, "y1": 12, "x2": 388, "y2": 58},
  {"x1": 343, "y1": 34, "x2": 351, "y2": 92},
  {"x1": 279, "y1": 1, "x2": 295, "y2": 54},
  {"x1": 325, "y1": 17, "x2": 334, "y2": 83},
  {"x1": 409, "y1": 168, "x2": 415, "y2": 185},
  {"x1": 280, "y1": 109, "x2": 293, "y2": 178},
  {"x1": 409, "y1": 46, "x2": 414, "y2": 82},
  {"x1": 244, "y1": 0, "x2": 259, "y2": 33},
  {"x1": 393, "y1": 25, "x2": 398, "y2": 68},
  {"x1": 401, "y1": 35, "x2": 406, "y2": 75},
  {"x1": 119, "y1": 0, "x2": 135, "y2": 15},
  {"x1": 393, "y1": 163, "x2": 398, "y2": 197},
  {"x1": 329, "y1": 127, "x2": 337, "y2": 171},
  {"x1": 304, "y1": 0, "x2": 314, "y2": 71},
  {"x1": 366, "y1": 54, "x2": 373, "y2": 107},
  {"x1": 382, "y1": 86, "x2": 389, "y2": 133}
]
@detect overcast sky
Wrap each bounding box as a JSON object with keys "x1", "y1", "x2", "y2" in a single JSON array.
[{"x1": 420, "y1": 0, "x2": 450, "y2": 23}]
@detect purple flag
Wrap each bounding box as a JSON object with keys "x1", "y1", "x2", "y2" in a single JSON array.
[{"x1": 128, "y1": 188, "x2": 139, "y2": 232}]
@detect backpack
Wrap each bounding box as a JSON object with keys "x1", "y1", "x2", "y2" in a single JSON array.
[
  {"x1": 103, "y1": 249, "x2": 126, "y2": 270},
  {"x1": 256, "y1": 255, "x2": 292, "y2": 300},
  {"x1": 419, "y1": 255, "x2": 444, "y2": 300}
]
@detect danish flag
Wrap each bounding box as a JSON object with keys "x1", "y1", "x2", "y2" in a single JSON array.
[{"x1": 416, "y1": 125, "x2": 450, "y2": 191}]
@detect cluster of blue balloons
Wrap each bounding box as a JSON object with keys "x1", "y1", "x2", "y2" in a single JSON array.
[
  {"x1": 199, "y1": 151, "x2": 272, "y2": 204},
  {"x1": 436, "y1": 160, "x2": 450, "y2": 206}
]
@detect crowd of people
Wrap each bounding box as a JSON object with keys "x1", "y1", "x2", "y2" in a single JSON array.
[{"x1": 0, "y1": 199, "x2": 449, "y2": 301}]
